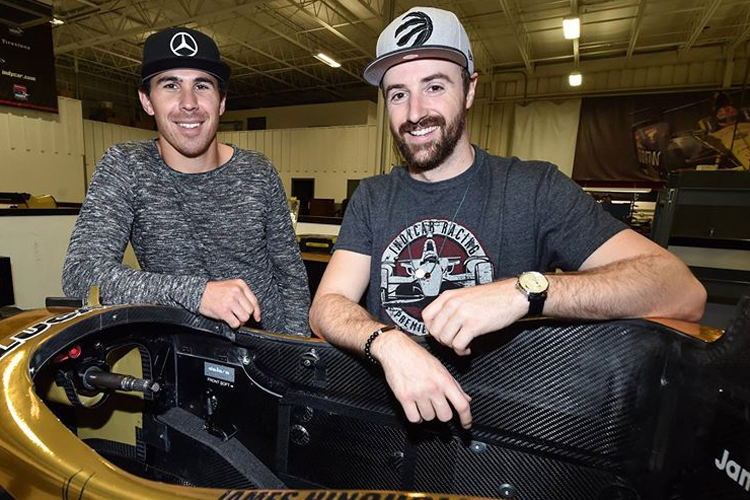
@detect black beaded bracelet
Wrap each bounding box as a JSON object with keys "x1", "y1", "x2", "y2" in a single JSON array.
[{"x1": 364, "y1": 325, "x2": 397, "y2": 364}]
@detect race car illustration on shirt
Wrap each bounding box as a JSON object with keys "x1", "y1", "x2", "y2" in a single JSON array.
[{"x1": 380, "y1": 236, "x2": 494, "y2": 308}]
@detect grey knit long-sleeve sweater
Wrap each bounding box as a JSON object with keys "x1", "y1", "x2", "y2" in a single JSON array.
[{"x1": 62, "y1": 140, "x2": 311, "y2": 336}]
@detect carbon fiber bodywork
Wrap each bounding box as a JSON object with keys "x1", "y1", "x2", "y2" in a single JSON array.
[{"x1": 25, "y1": 298, "x2": 750, "y2": 500}]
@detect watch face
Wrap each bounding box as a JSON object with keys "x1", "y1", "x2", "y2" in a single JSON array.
[{"x1": 519, "y1": 272, "x2": 548, "y2": 294}]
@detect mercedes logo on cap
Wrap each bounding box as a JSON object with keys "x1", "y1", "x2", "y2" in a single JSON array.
[
  {"x1": 170, "y1": 32, "x2": 198, "y2": 57},
  {"x1": 395, "y1": 11, "x2": 433, "y2": 48}
]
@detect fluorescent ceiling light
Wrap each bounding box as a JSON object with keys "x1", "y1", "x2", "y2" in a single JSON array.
[
  {"x1": 50, "y1": 17, "x2": 65, "y2": 26},
  {"x1": 569, "y1": 72, "x2": 582, "y2": 87},
  {"x1": 314, "y1": 52, "x2": 341, "y2": 68},
  {"x1": 563, "y1": 17, "x2": 580, "y2": 40}
]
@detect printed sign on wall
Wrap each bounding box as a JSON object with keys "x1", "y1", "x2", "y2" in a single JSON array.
[
  {"x1": 574, "y1": 90, "x2": 749, "y2": 182},
  {"x1": 0, "y1": 21, "x2": 58, "y2": 113}
]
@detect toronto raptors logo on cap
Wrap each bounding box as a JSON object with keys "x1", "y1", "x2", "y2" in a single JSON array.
[
  {"x1": 170, "y1": 32, "x2": 199, "y2": 57},
  {"x1": 395, "y1": 11, "x2": 433, "y2": 48}
]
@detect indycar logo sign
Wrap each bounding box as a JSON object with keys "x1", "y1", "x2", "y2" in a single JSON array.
[
  {"x1": 0, "y1": 307, "x2": 105, "y2": 360},
  {"x1": 380, "y1": 219, "x2": 493, "y2": 335}
]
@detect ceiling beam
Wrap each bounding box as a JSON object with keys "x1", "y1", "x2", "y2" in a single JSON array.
[
  {"x1": 240, "y1": 9, "x2": 366, "y2": 82},
  {"x1": 496, "y1": 0, "x2": 533, "y2": 74},
  {"x1": 221, "y1": 53, "x2": 299, "y2": 91},
  {"x1": 90, "y1": 45, "x2": 141, "y2": 64},
  {"x1": 425, "y1": 0, "x2": 492, "y2": 75},
  {"x1": 57, "y1": 54, "x2": 140, "y2": 81},
  {"x1": 626, "y1": 0, "x2": 647, "y2": 60},
  {"x1": 55, "y1": 0, "x2": 273, "y2": 54},
  {"x1": 240, "y1": 18, "x2": 375, "y2": 45},
  {"x1": 221, "y1": 31, "x2": 347, "y2": 98},
  {"x1": 679, "y1": 0, "x2": 723, "y2": 58},
  {"x1": 320, "y1": 0, "x2": 379, "y2": 39},
  {"x1": 571, "y1": 0, "x2": 579, "y2": 68},
  {"x1": 284, "y1": 0, "x2": 374, "y2": 58},
  {"x1": 19, "y1": 16, "x2": 54, "y2": 29},
  {"x1": 730, "y1": 24, "x2": 750, "y2": 50},
  {"x1": 351, "y1": 0, "x2": 381, "y2": 20},
  {"x1": 59, "y1": 0, "x2": 129, "y2": 25},
  {"x1": 491, "y1": 38, "x2": 730, "y2": 71},
  {"x1": 729, "y1": 8, "x2": 750, "y2": 50}
]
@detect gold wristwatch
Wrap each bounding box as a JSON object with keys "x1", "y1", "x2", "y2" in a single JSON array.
[{"x1": 516, "y1": 271, "x2": 549, "y2": 317}]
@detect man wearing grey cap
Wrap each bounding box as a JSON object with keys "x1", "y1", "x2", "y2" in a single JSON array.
[
  {"x1": 310, "y1": 7, "x2": 705, "y2": 428},
  {"x1": 63, "y1": 27, "x2": 310, "y2": 335}
]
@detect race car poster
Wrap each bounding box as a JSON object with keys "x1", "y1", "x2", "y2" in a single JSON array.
[
  {"x1": 0, "y1": 22, "x2": 58, "y2": 113},
  {"x1": 573, "y1": 90, "x2": 749, "y2": 182}
]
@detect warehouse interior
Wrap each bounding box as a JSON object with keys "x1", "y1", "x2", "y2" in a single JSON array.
[{"x1": 2, "y1": 1, "x2": 750, "y2": 499}]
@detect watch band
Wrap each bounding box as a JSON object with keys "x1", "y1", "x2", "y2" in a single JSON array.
[
  {"x1": 527, "y1": 294, "x2": 545, "y2": 317},
  {"x1": 363, "y1": 325, "x2": 398, "y2": 364}
]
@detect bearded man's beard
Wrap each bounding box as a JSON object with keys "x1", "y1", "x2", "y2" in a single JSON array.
[{"x1": 392, "y1": 108, "x2": 467, "y2": 172}]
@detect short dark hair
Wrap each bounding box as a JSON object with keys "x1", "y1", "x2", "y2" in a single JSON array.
[
  {"x1": 460, "y1": 68, "x2": 471, "y2": 96},
  {"x1": 379, "y1": 67, "x2": 473, "y2": 98},
  {"x1": 140, "y1": 77, "x2": 228, "y2": 98}
]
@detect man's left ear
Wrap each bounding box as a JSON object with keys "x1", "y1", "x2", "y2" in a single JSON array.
[
  {"x1": 219, "y1": 95, "x2": 226, "y2": 116},
  {"x1": 466, "y1": 72, "x2": 478, "y2": 109}
]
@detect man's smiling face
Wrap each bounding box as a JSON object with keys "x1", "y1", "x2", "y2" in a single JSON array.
[
  {"x1": 383, "y1": 59, "x2": 473, "y2": 172},
  {"x1": 139, "y1": 68, "x2": 225, "y2": 160}
]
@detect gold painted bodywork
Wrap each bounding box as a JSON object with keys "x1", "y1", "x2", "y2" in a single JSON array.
[
  {"x1": 646, "y1": 317, "x2": 724, "y2": 343},
  {"x1": 0, "y1": 306, "x2": 489, "y2": 500}
]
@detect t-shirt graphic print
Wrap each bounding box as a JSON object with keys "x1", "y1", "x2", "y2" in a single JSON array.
[{"x1": 380, "y1": 218, "x2": 494, "y2": 335}]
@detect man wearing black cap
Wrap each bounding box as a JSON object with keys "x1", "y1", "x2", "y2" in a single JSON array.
[
  {"x1": 310, "y1": 7, "x2": 705, "y2": 427},
  {"x1": 63, "y1": 27, "x2": 310, "y2": 335}
]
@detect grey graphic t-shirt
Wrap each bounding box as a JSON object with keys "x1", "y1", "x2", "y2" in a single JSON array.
[{"x1": 335, "y1": 146, "x2": 627, "y2": 335}]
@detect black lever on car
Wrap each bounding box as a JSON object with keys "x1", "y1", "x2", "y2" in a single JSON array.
[{"x1": 82, "y1": 366, "x2": 161, "y2": 393}]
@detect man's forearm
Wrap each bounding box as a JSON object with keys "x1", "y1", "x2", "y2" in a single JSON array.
[
  {"x1": 63, "y1": 258, "x2": 207, "y2": 312},
  {"x1": 310, "y1": 292, "x2": 474, "y2": 428},
  {"x1": 273, "y1": 262, "x2": 312, "y2": 335},
  {"x1": 309, "y1": 293, "x2": 387, "y2": 353},
  {"x1": 546, "y1": 253, "x2": 706, "y2": 322}
]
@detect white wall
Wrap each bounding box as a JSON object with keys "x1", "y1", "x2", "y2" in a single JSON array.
[
  {"x1": 0, "y1": 97, "x2": 86, "y2": 202},
  {"x1": 83, "y1": 119, "x2": 156, "y2": 185},
  {"x1": 468, "y1": 100, "x2": 515, "y2": 158},
  {"x1": 0, "y1": 215, "x2": 77, "y2": 309},
  {"x1": 218, "y1": 125, "x2": 379, "y2": 202},
  {"x1": 221, "y1": 100, "x2": 377, "y2": 129},
  {"x1": 511, "y1": 100, "x2": 582, "y2": 177},
  {"x1": 0, "y1": 100, "x2": 159, "y2": 204}
]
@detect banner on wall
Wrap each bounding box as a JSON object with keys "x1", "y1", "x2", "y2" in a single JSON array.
[
  {"x1": 0, "y1": 19, "x2": 58, "y2": 113},
  {"x1": 573, "y1": 90, "x2": 749, "y2": 182}
]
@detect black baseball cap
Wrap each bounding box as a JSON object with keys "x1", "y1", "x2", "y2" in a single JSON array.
[{"x1": 141, "y1": 27, "x2": 231, "y2": 83}]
